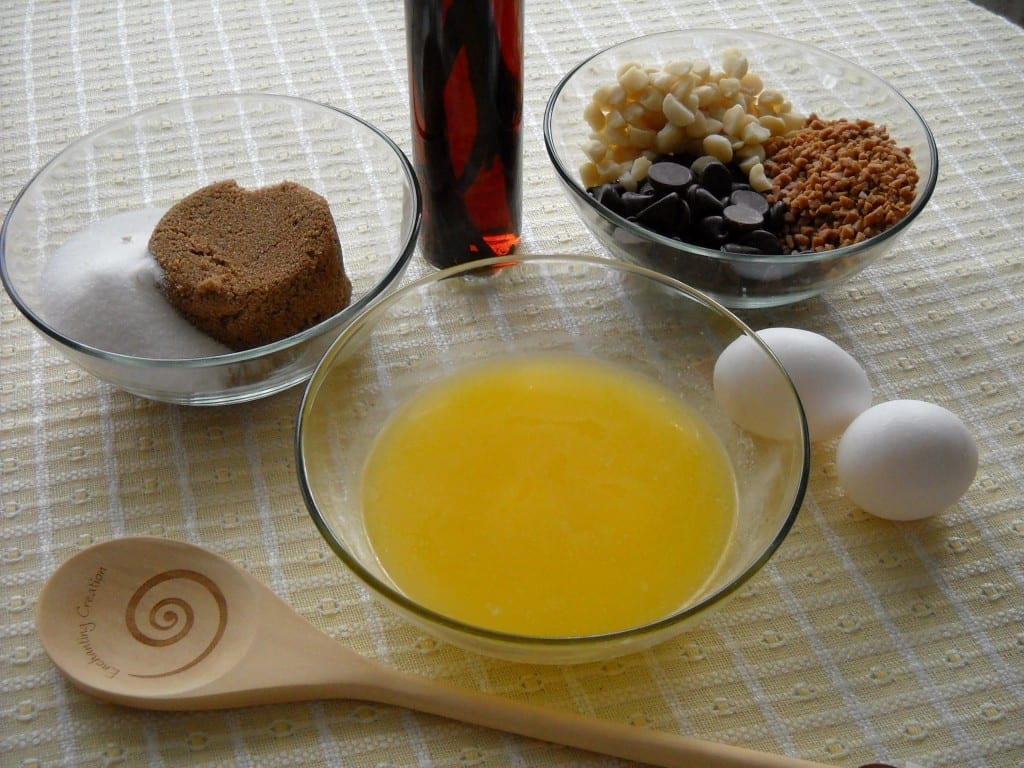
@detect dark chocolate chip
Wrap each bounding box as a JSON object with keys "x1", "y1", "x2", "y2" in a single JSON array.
[
  {"x1": 742, "y1": 229, "x2": 782, "y2": 254},
  {"x1": 723, "y1": 204, "x2": 764, "y2": 231},
  {"x1": 689, "y1": 155, "x2": 719, "y2": 176},
  {"x1": 730, "y1": 188, "x2": 770, "y2": 216},
  {"x1": 675, "y1": 198, "x2": 692, "y2": 234},
  {"x1": 636, "y1": 193, "x2": 683, "y2": 235},
  {"x1": 689, "y1": 186, "x2": 725, "y2": 218},
  {"x1": 593, "y1": 184, "x2": 624, "y2": 215},
  {"x1": 769, "y1": 201, "x2": 788, "y2": 229},
  {"x1": 620, "y1": 190, "x2": 656, "y2": 217},
  {"x1": 647, "y1": 162, "x2": 693, "y2": 194},
  {"x1": 698, "y1": 215, "x2": 727, "y2": 244},
  {"x1": 696, "y1": 160, "x2": 733, "y2": 198}
]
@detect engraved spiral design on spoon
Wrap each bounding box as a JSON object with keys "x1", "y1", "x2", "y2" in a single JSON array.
[{"x1": 124, "y1": 569, "x2": 228, "y2": 678}]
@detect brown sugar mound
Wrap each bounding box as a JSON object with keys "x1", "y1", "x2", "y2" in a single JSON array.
[{"x1": 149, "y1": 180, "x2": 352, "y2": 350}]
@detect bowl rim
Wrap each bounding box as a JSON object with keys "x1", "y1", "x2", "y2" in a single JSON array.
[
  {"x1": 295, "y1": 253, "x2": 810, "y2": 649},
  {"x1": 542, "y1": 28, "x2": 939, "y2": 267},
  {"x1": 0, "y1": 92, "x2": 422, "y2": 369}
]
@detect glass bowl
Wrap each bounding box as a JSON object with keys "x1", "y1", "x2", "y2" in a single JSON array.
[
  {"x1": 544, "y1": 29, "x2": 938, "y2": 309},
  {"x1": 296, "y1": 254, "x2": 808, "y2": 664},
  {"x1": 1, "y1": 94, "x2": 420, "y2": 405}
]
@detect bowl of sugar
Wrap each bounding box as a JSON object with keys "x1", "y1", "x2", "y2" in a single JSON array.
[
  {"x1": 297, "y1": 254, "x2": 809, "y2": 663},
  {"x1": 0, "y1": 93, "x2": 420, "y2": 405}
]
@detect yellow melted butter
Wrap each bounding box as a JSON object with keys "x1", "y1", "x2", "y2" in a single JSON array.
[{"x1": 361, "y1": 354, "x2": 737, "y2": 637}]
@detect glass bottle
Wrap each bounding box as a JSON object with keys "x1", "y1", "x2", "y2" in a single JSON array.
[{"x1": 405, "y1": 0, "x2": 523, "y2": 269}]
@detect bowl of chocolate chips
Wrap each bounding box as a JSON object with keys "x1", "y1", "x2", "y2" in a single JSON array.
[{"x1": 544, "y1": 29, "x2": 938, "y2": 308}]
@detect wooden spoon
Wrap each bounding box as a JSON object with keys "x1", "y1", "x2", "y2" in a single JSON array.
[{"x1": 35, "y1": 537, "x2": 842, "y2": 768}]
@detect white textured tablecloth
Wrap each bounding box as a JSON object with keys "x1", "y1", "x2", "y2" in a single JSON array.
[{"x1": 2, "y1": 1, "x2": 1022, "y2": 767}]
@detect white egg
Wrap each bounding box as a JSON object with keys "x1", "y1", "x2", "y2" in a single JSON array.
[
  {"x1": 836, "y1": 400, "x2": 978, "y2": 521},
  {"x1": 713, "y1": 327, "x2": 872, "y2": 442}
]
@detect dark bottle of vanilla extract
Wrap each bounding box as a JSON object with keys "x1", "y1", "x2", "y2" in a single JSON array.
[{"x1": 405, "y1": 0, "x2": 523, "y2": 269}]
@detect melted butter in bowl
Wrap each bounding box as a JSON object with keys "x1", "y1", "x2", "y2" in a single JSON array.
[
  {"x1": 359, "y1": 353, "x2": 737, "y2": 638},
  {"x1": 297, "y1": 255, "x2": 809, "y2": 664}
]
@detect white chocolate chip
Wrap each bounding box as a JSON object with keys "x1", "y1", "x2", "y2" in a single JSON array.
[{"x1": 581, "y1": 49, "x2": 806, "y2": 187}]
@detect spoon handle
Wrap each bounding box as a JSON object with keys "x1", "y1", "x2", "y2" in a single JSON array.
[
  {"x1": 350, "y1": 661, "x2": 829, "y2": 768},
  {"x1": 35, "y1": 534, "x2": 829, "y2": 767}
]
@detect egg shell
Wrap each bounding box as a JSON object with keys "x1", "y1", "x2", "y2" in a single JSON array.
[
  {"x1": 836, "y1": 400, "x2": 978, "y2": 521},
  {"x1": 713, "y1": 327, "x2": 872, "y2": 442}
]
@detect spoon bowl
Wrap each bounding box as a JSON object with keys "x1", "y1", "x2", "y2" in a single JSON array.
[{"x1": 36, "y1": 537, "x2": 860, "y2": 768}]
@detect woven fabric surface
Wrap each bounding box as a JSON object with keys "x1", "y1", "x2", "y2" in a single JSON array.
[{"x1": 1, "y1": 1, "x2": 1022, "y2": 767}]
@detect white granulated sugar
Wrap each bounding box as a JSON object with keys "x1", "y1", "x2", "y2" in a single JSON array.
[{"x1": 40, "y1": 208, "x2": 231, "y2": 359}]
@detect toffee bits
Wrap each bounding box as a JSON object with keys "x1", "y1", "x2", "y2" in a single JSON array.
[{"x1": 764, "y1": 115, "x2": 919, "y2": 251}]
